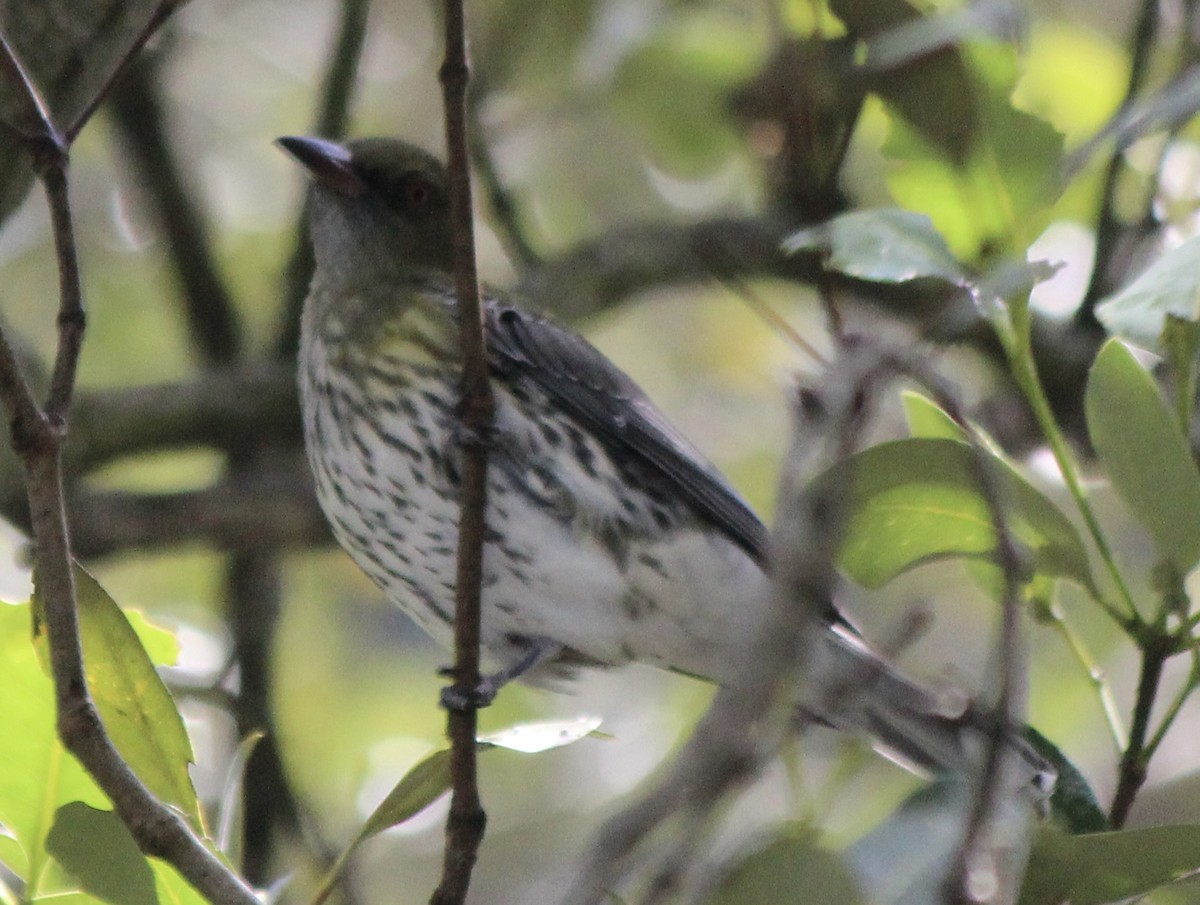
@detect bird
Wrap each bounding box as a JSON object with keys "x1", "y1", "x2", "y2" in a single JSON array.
[{"x1": 277, "y1": 134, "x2": 1047, "y2": 781}]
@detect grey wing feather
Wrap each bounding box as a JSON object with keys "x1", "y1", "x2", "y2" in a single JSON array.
[{"x1": 486, "y1": 300, "x2": 770, "y2": 564}]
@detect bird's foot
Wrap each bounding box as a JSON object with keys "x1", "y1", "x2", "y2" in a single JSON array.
[{"x1": 438, "y1": 636, "x2": 563, "y2": 712}]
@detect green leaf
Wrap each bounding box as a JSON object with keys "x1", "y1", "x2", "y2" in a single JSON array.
[
  {"x1": 707, "y1": 824, "x2": 867, "y2": 905},
  {"x1": 901, "y1": 391, "x2": 966, "y2": 440},
  {"x1": 1162, "y1": 314, "x2": 1200, "y2": 432},
  {"x1": 148, "y1": 858, "x2": 208, "y2": 905},
  {"x1": 0, "y1": 602, "x2": 108, "y2": 890},
  {"x1": 359, "y1": 749, "x2": 452, "y2": 840},
  {"x1": 33, "y1": 565, "x2": 201, "y2": 830},
  {"x1": 1021, "y1": 825, "x2": 1200, "y2": 905},
  {"x1": 611, "y1": 16, "x2": 760, "y2": 174},
  {"x1": 813, "y1": 438, "x2": 1093, "y2": 591},
  {"x1": 1085, "y1": 339, "x2": 1200, "y2": 570},
  {"x1": 883, "y1": 43, "x2": 1064, "y2": 258},
  {"x1": 782, "y1": 209, "x2": 967, "y2": 284},
  {"x1": 45, "y1": 803, "x2": 156, "y2": 905},
  {"x1": 1094, "y1": 236, "x2": 1200, "y2": 352},
  {"x1": 311, "y1": 749, "x2": 452, "y2": 905}
]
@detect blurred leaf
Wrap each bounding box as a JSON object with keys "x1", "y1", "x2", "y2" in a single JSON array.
[
  {"x1": 358, "y1": 748, "x2": 452, "y2": 841},
  {"x1": 1011, "y1": 22, "x2": 1127, "y2": 145},
  {"x1": 478, "y1": 716, "x2": 604, "y2": 753},
  {"x1": 814, "y1": 438, "x2": 1093, "y2": 591},
  {"x1": 1021, "y1": 825, "x2": 1200, "y2": 905},
  {"x1": 864, "y1": 29, "x2": 978, "y2": 164},
  {"x1": 33, "y1": 565, "x2": 201, "y2": 829},
  {"x1": 849, "y1": 778, "x2": 1034, "y2": 905},
  {"x1": 1022, "y1": 728, "x2": 1107, "y2": 834},
  {"x1": 1094, "y1": 236, "x2": 1200, "y2": 353},
  {"x1": 215, "y1": 732, "x2": 265, "y2": 868},
  {"x1": 1085, "y1": 339, "x2": 1200, "y2": 571},
  {"x1": 0, "y1": 602, "x2": 108, "y2": 889},
  {"x1": 45, "y1": 803, "x2": 155, "y2": 905},
  {"x1": 0, "y1": 830, "x2": 23, "y2": 883},
  {"x1": 884, "y1": 43, "x2": 1063, "y2": 258},
  {"x1": 706, "y1": 824, "x2": 867, "y2": 905},
  {"x1": 612, "y1": 16, "x2": 760, "y2": 174},
  {"x1": 1162, "y1": 314, "x2": 1200, "y2": 435},
  {"x1": 311, "y1": 749, "x2": 452, "y2": 905},
  {"x1": 782, "y1": 209, "x2": 967, "y2": 284},
  {"x1": 830, "y1": 0, "x2": 923, "y2": 31}
]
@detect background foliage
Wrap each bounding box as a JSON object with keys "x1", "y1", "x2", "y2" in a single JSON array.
[{"x1": 4, "y1": 0, "x2": 1200, "y2": 902}]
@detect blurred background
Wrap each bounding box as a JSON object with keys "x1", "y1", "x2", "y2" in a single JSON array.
[{"x1": 1, "y1": 0, "x2": 1197, "y2": 901}]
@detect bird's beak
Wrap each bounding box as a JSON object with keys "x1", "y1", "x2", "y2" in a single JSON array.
[{"x1": 276, "y1": 135, "x2": 366, "y2": 197}]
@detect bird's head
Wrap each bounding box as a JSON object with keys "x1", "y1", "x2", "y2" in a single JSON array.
[{"x1": 277, "y1": 135, "x2": 454, "y2": 286}]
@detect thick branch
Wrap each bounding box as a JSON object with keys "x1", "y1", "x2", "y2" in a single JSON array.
[{"x1": 107, "y1": 51, "x2": 243, "y2": 365}]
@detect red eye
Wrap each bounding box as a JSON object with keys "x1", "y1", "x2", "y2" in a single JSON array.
[{"x1": 404, "y1": 176, "x2": 431, "y2": 208}]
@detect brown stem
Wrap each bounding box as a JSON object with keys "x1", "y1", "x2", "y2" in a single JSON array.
[
  {"x1": 63, "y1": 0, "x2": 191, "y2": 143},
  {"x1": 0, "y1": 19, "x2": 256, "y2": 905},
  {"x1": 430, "y1": 1, "x2": 491, "y2": 904},
  {"x1": 1109, "y1": 637, "x2": 1170, "y2": 827}
]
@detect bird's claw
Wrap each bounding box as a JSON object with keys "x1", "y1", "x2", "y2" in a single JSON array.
[{"x1": 439, "y1": 674, "x2": 500, "y2": 711}]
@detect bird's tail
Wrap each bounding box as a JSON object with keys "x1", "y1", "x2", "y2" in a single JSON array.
[{"x1": 801, "y1": 625, "x2": 1054, "y2": 794}]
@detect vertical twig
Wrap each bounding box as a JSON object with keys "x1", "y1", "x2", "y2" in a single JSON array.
[
  {"x1": 431, "y1": 1, "x2": 492, "y2": 904},
  {"x1": 0, "y1": 18, "x2": 258, "y2": 905}
]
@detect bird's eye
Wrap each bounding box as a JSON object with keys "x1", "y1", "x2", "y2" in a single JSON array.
[{"x1": 401, "y1": 174, "x2": 432, "y2": 209}]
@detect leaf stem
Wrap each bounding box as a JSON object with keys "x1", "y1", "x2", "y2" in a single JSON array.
[{"x1": 996, "y1": 300, "x2": 1140, "y2": 629}]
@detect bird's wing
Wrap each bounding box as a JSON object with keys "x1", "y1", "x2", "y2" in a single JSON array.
[{"x1": 485, "y1": 299, "x2": 770, "y2": 564}]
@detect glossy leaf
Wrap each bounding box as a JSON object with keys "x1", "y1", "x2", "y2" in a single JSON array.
[
  {"x1": 1085, "y1": 339, "x2": 1200, "y2": 571},
  {"x1": 814, "y1": 438, "x2": 1093, "y2": 591},
  {"x1": 782, "y1": 209, "x2": 967, "y2": 285},
  {"x1": 1094, "y1": 236, "x2": 1200, "y2": 352},
  {"x1": 45, "y1": 803, "x2": 156, "y2": 905},
  {"x1": 1021, "y1": 825, "x2": 1200, "y2": 905}
]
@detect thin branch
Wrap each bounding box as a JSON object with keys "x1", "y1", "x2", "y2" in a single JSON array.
[
  {"x1": 430, "y1": 1, "x2": 491, "y2": 904},
  {"x1": 107, "y1": 52, "x2": 243, "y2": 365},
  {"x1": 0, "y1": 31, "x2": 57, "y2": 142},
  {"x1": 0, "y1": 21, "x2": 258, "y2": 905},
  {"x1": 64, "y1": 0, "x2": 191, "y2": 143},
  {"x1": 276, "y1": 0, "x2": 372, "y2": 359}
]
